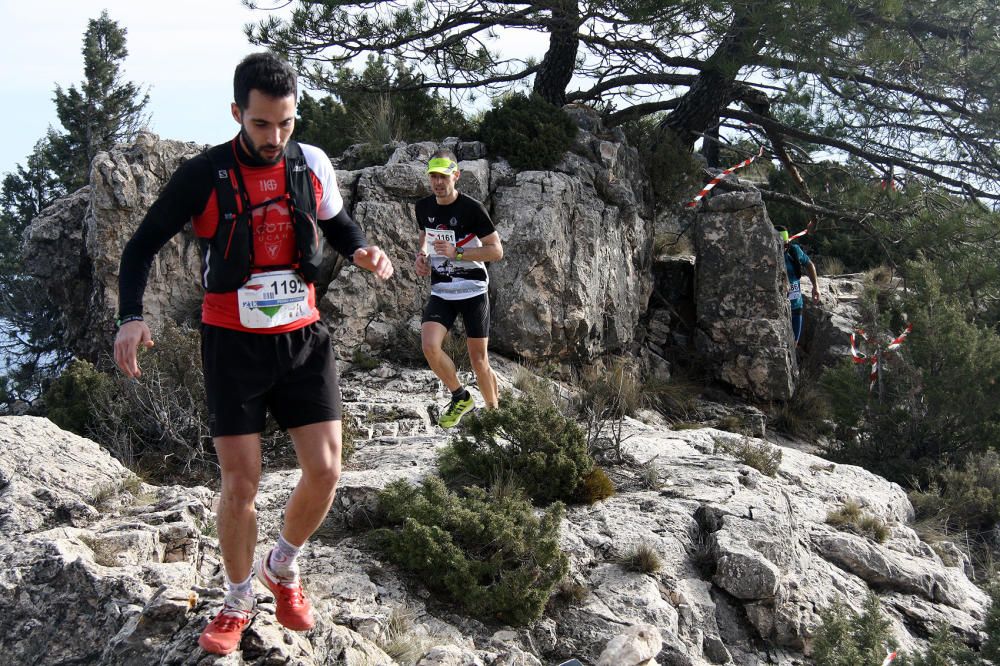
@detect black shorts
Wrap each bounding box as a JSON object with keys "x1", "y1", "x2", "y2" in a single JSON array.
[
  {"x1": 421, "y1": 293, "x2": 490, "y2": 338},
  {"x1": 201, "y1": 320, "x2": 342, "y2": 437}
]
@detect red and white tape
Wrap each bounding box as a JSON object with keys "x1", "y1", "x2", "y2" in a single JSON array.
[
  {"x1": 787, "y1": 226, "x2": 810, "y2": 242},
  {"x1": 886, "y1": 323, "x2": 913, "y2": 352},
  {"x1": 848, "y1": 325, "x2": 912, "y2": 394},
  {"x1": 881, "y1": 650, "x2": 898, "y2": 666},
  {"x1": 686, "y1": 146, "x2": 765, "y2": 208}
]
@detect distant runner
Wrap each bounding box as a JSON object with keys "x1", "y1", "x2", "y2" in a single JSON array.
[
  {"x1": 414, "y1": 150, "x2": 504, "y2": 427},
  {"x1": 114, "y1": 52, "x2": 393, "y2": 655},
  {"x1": 775, "y1": 225, "x2": 820, "y2": 344}
]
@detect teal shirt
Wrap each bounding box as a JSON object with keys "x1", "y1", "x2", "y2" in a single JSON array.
[{"x1": 784, "y1": 244, "x2": 811, "y2": 311}]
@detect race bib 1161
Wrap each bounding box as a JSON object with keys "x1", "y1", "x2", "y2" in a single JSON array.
[{"x1": 424, "y1": 228, "x2": 456, "y2": 256}]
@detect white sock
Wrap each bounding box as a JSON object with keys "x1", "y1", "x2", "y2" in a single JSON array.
[
  {"x1": 224, "y1": 572, "x2": 254, "y2": 609},
  {"x1": 269, "y1": 533, "x2": 302, "y2": 580}
]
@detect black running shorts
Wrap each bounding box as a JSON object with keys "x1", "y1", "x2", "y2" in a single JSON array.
[
  {"x1": 201, "y1": 320, "x2": 342, "y2": 437},
  {"x1": 421, "y1": 293, "x2": 490, "y2": 338}
]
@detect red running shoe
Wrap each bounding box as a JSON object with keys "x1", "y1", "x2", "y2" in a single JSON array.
[
  {"x1": 198, "y1": 600, "x2": 254, "y2": 655},
  {"x1": 256, "y1": 549, "x2": 315, "y2": 631}
]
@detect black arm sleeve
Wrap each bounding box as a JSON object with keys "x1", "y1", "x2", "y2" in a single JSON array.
[
  {"x1": 318, "y1": 207, "x2": 368, "y2": 261},
  {"x1": 117, "y1": 156, "x2": 213, "y2": 318}
]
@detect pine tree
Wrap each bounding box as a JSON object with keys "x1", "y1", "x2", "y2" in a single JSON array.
[
  {"x1": 0, "y1": 11, "x2": 148, "y2": 407},
  {"x1": 48, "y1": 10, "x2": 149, "y2": 191},
  {"x1": 245, "y1": 0, "x2": 1000, "y2": 208}
]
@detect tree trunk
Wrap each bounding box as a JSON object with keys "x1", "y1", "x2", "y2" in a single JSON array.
[
  {"x1": 532, "y1": 0, "x2": 580, "y2": 106},
  {"x1": 662, "y1": 3, "x2": 766, "y2": 146},
  {"x1": 702, "y1": 119, "x2": 721, "y2": 167}
]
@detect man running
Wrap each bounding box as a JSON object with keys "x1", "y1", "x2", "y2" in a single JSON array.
[
  {"x1": 775, "y1": 225, "x2": 820, "y2": 344},
  {"x1": 113, "y1": 52, "x2": 393, "y2": 655},
  {"x1": 414, "y1": 150, "x2": 503, "y2": 427}
]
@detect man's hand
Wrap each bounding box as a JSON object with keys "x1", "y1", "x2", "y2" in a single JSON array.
[
  {"x1": 812, "y1": 286, "x2": 821, "y2": 304},
  {"x1": 415, "y1": 251, "x2": 430, "y2": 277},
  {"x1": 432, "y1": 239, "x2": 456, "y2": 259},
  {"x1": 353, "y1": 246, "x2": 394, "y2": 280},
  {"x1": 114, "y1": 320, "x2": 154, "y2": 378}
]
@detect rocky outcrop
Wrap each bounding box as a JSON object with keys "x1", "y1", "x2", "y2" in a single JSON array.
[
  {"x1": 693, "y1": 190, "x2": 797, "y2": 400},
  {"x1": 800, "y1": 273, "x2": 867, "y2": 368},
  {"x1": 22, "y1": 120, "x2": 652, "y2": 366},
  {"x1": 0, "y1": 361, "x2": 987, "y2": 665}
]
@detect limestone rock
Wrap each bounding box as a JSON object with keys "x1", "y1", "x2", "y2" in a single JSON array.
[
  {"x1": 597, "y1": 623, "x2": 663, "y2": 666},
  {"x1": 693, "y1": 187, "x2": 796, "y2": 400}
]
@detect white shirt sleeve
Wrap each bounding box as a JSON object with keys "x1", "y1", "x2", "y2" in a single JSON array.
[{"x1": 299, "y1": 142, "x2": 343, "y2": 219}]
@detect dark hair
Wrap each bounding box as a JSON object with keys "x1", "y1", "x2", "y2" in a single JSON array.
[
  {"x1": 773, "y1": 225, "x2": 787, "y2": 232},
  {"x1": 233, "y1": 52, "x2": 297, "y2": 110},
  {"x1": 431, "y1": 148, "x2": 458, "y2": 163}
]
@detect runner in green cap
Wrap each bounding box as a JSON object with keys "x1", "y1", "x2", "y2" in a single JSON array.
[{"x1": 415, "y1": 149, "x2": 504, "y2": 427}]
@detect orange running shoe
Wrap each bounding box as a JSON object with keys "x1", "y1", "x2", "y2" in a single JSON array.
[
  {"x1": 198, "y1": 599, "x2": 254, "y2": 655},
  {"x1": 255, "y1": 549, "x2": 315, "y2": 631}
]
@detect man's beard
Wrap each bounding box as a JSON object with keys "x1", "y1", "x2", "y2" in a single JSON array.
[{"x1": 240, "y1": 126, "x2": 284, "y2": 165}]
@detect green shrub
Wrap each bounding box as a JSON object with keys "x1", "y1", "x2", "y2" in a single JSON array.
[
  {"x1": 812, "y1": 595, "x2": 898, "y2": 666},
  {"x1": 374, "y1": 477, "x2": 569, "y2": 626},
  {"x1": 43, "y1": 359, "x2": 114, "y2": 436},
  {"x1": 478, "y1": 93, "x2": 577, "y2": 170},
  {"x1": 984, "y1": 582, "x2": 1000, "y2": 662},
  {"x1": 907, "y1": 624, "x2": 976, "y2": 665},
  {"x1": 909, "y1": 450, "x2": 1000, "y2": 536},
  {"x1": 821, "y1": 260, "x2": 1000, "y2": 486},
  {"x1": 351, "y1": 348, "x2": 381, "y2": 371},
  {"x1": 717, "y1": 437, "x2": 782, "y2": 476},
  {"x1": 621, "y1": 117, "x2": 701, "y2": 204},
  {"x1": 438, "y1": 390, "x2": 599, "y2": 506}
]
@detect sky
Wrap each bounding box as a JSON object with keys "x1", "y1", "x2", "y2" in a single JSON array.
[
  {"x1": 2, "y1": 1, "x2": 287, "y2": 176},
  {"x1": 2, "y1": 1, "x2": 552, "y2": 179}
]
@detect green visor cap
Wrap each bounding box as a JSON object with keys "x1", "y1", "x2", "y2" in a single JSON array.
[
  {"x1": 427, "y1": 157, "x2": 458, "y2": 175},
  {"x1": 779, "y1": 230, "x2": 789, "y2": 242}
]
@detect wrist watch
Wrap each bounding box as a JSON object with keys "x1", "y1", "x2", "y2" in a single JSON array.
[{"x1": 455, "y1": 250, "x2": 464, "y2": 261}]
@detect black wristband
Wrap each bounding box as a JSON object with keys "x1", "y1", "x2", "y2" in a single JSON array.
[{"x1": 116, "y1": 314, "x2": 144, "y2": 327}]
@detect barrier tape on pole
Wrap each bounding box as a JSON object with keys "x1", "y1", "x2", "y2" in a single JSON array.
[
  {"x1": 686, "y1": 146, "x2": 765, "y2": 208},
  {"x1": 886, "y1": 323, "x2": 913, "y2": 352},
  {"x1": 848, "y1": 324, "x2": 912, "y2": 394},
  {"x1": 881, "y1": 650, "x2": 898, "y2": 666},
  {"x1": 850, "y1": 330, "x2": 869, "y2": 363}
]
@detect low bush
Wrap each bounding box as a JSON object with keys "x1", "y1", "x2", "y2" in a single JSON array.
[
  {"x1": 575, "y1": 467, "x2": 615, "y2": 504},
  {"x1": 43, "y1": 358, "x2": 114, "y2": 436},
  {"x1": 909, "y1": 449, "x2": 1000, "y2": 537},
  {"x1": 984, "y1": 582, "x2": 1000, "y2": 662},
  {"x1": 770, "y1": 373, "x2": 833, "y2": 440},
  {"x1": 55, "y1": 319, "x2": 352, "y2": 484},
  {"x1": 623, "y1": 543, "x2": 662, "y2": 574},
  {"x1": 478, "y1": 93, "x2": 577, "y2": 170},
  {"x1": 374, "y1": 477, "x2": 568, "y2": 626},
  {"x1": 716, "y1": 437, "x2": 782, "y2": 476},
  {"x1": 827, "y1": 500, "x2": 890, "y2": 543},
  {"x1": 438, "y1": 390, "x2": 601, "y2": 506}
]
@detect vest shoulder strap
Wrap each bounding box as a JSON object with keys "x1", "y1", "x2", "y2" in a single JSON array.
[
  {"x1": 283, "y1": 140, "x2": 317, "y2": 213},
  {"x1": 204, "y1": 142, "x2": 246, "y2": 221}
]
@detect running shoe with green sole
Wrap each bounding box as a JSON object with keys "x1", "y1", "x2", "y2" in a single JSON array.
[{"x1": 438, "y1": 394, "x2": 475, "y2": 428}]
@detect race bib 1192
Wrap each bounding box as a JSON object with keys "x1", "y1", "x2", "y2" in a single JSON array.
[{"x1": 237, "y1": 270, "x2": 311, "y2": 329}]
